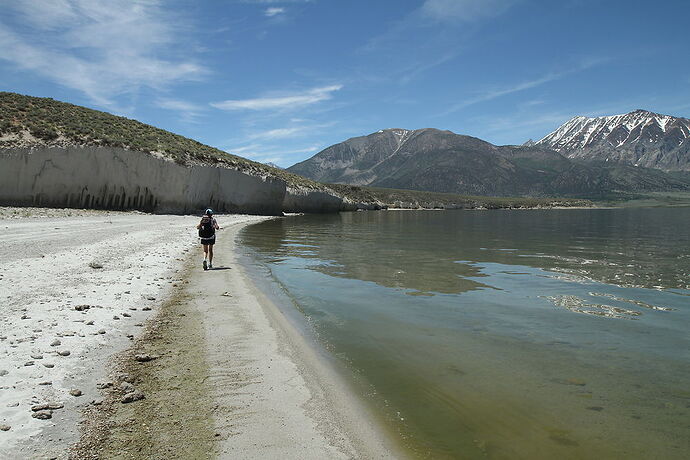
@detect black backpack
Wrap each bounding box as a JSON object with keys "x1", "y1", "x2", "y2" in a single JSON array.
[{"x1": 198, "y1": 216, "x2": 215, "y2": 238}]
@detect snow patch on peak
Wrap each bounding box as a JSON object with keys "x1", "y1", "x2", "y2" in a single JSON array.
[{"x1": 537, "y1": 110, "x2": 690, "y2": 151}]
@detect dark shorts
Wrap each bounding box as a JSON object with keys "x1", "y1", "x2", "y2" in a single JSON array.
[{"x1": 200, "y1": 236, "x2": 216, "y2": 246}]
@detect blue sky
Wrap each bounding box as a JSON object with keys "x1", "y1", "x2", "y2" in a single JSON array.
[{"x1": 1, "y1": 0, "x2": 689, "y2": 167}]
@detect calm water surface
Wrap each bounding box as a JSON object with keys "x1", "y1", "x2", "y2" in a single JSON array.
[{"x1": 239, "y1": 208, "x2": 690, "y2": 459}]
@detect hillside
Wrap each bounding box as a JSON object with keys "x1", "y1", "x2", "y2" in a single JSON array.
[
  {"x1": 0, "y1": 91, "x2": 316, "y2": 188},
  {"x1": 0, "y1": 92, "x2": 586, "y2": 213},
  {"x1": 287, "y1": 128, "x2": 690, "y2": 197},
  {"x1": 536, "y1": 109, "x2": 690, "y2": 171}
]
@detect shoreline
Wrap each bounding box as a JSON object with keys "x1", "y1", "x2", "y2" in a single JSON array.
[{"x1": 0, "y1": 208, "x2": 400, "y2": 458}]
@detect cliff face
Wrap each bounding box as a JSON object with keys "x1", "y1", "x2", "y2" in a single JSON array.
[{"x1": 0, "y1": 147, "x2": 288, "y2": 215}]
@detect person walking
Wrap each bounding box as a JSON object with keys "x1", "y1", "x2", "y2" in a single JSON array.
[{"x1": 197, "y1": 208, "x2": 220, "y2": 270}]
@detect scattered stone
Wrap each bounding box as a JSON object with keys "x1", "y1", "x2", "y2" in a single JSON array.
[
  {"x1": 69, "y1": 389, "x2": 82, "y2": 397},
  {"x1": 38, "y1": 381, "x2": 52, "y2": 386},
  {"x1": 126, "y1": 335, "x2": 134, "y2": 340},
  {"x1": 118, "y1": 373, "x2": 135, "y2": 383},
  {"x1": 96, "y1": 381, "x2": 113, "y2": 389},
  {"x1": 74, "y1": 305, "x2": 91, "y2": 311},
  {"x1": 124, "y1": 291, "x2": 131, "y2": 295},
  {"x1": 32, "y1": 410, "x2": 52, "y2": 420},
  {"x1": 92, "y1": 398, "x2": 103, "y2": 406},
  {"x1": 88, "y1": 262, "x2": 103, "y2": 269},
  {"x1": 146, "y1": 296, "x2": 156, "y2": 301},
  {"x1": 0, "y1": 424, "x2": 10, "y2": 431},
  {"x1": 98, "y1": 329, "x2": 106, "y2": 334},
  {"x1": 119, "y1": 382, "x2": 134, "y2": 393},
  {"x1": 134, "y1": 353, "x2": 158, "y2": 363},
  {"x1": 221, "y1": 292, "x2": 232, "y2": 297},
  {"x1": 0, "y1": 370, "x2": 8, "y2": 376},
  {"x1": 20, "y1": 315, "x2": 30, "y2": 320},
  {"x1": 134, "y1": 323, "x2": 143, "y2": 327},
  {"x1": 85, "y1": 320, "x2": 94, "y2": 325},
  {"x1": 31, "y1": 353, "x2": 43, "y2": 360},
  {"x1": 24, "y1": 361, "x2": 34, "y2": 366},
  {"x1": 32, "y1": 402, "x2": 64, "y2": 411},
  {"x1": 58, "y1": 350, "x2": 71, "y2": 357},
  {"x1": 121, "y1": 391, "x2": 145, "y2": 404},
  {"x1": 122, "y1": 313, "x2": 131, "y2": 318},
  {"x1": 129, "y1": 307, "x2": 138, "y2": 311},
  {"x1": 50, "y1": 339, "x2": 61, "y2": 347},
  {"x1": 142, "y1": 307, "x2": 152, "y2": 311},
  {"x1": 6, "y1": 402, "x2": 19, "y2": 407},
  {"x1": 113, "y1": 316, "x2": 120, "y2": 320},
  {"x1": 43, "y1": 363, "x2": 55, "y2": 368}
]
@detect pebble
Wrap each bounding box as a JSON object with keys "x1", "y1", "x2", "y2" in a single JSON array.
[
  {"x1": 88, "y1": 262, "x2": 103, "y2": 269},
  {"x1": 121, "y1": 390, "x2": 145, "y2": 404},
  {"x1": 113, "y1": 316, "x2": 120, "y2": 320},
  {"x1": 32, "y1": 410, "x2": 52, "y2": 420},
  {"x1": 122, "y1": 313, "x2": 131, "y2": 318},
  {"x1": 134, "y1": 353, "x2": 158, "y2": 363},
  {"x1": 120, "y1": 382, "x2": 134, "y2": 393},
  {"x1": 85, "y1": 320, "x2": 94, "y2": 325},
  {"x1": 118, "y1": 373, "x2": 135, "y2": 384},
  {"x1": 74, "y1": 305, "x2": 91, "y2": 311},
  {"x1": 70, "y1": 389, "x2": 82, "y2": 397},
  {"x1": 31, "y1": 353, "x2": 43, "y2": 360},
  {"x1": 98, "y1": 329, "x2": 106, "y2": 334},
  {"x1": 38, "y1": 381, "x2": 52, "y2": 386},
  {"x1": 142, "y1": 307, "x2": 152, "y2": 311},
  {"x1": 43, "y1": 363, "x2": 55, "y2": 368},
  {"x1": 146, "y1": 296, "x2": 156, "y2": 301},
  {"x1": 58, "y1": 350, "x2": 71, "y2": 357},
  {"x1": 96, "y1": 381, "x2": 113, "y2": 389},
  {"x1": 7, "y1": 402, "x2": 19, "y2": 407},
  {"x1": 0, "y1": 424, "x2": 10, "y2": 431},
  {"x1": 32, "y1": 402, "x2": 64, "y2": 411},
  {"x1": 0, "y1": 370, "x2": 8, "y2": 376},
  {"x1": 50, "y1": 339, "x2": 61, "y2": 347},
  {"x1": 24, "y1": 361, "x2": 34, "y2": 366}
]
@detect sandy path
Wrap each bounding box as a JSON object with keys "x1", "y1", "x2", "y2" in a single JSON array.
[{"x1": 192, "y1": 220, "x2": 398, "y2": 459}]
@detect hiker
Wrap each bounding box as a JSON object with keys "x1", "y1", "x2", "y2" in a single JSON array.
[{"x1": 197, "y1": 208, "x2": 220, "y2": 270}]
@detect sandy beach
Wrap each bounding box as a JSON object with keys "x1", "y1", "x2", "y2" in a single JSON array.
[{"x1": 0, "y1": 208, "x2": 398, "y2": 459}]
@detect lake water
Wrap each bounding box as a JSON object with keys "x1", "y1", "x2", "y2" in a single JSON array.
[{"x1": 239, "y1": 208, "x2": 690, "y2": 459}]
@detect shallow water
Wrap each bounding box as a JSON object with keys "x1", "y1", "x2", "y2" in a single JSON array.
[{"x1": 239, "y1": 208, "x2": 690, "y2": 459}]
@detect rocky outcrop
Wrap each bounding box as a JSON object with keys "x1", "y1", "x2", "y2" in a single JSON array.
[{"x1": 0, "y1": 147, "x2": 287, "y2": 215}]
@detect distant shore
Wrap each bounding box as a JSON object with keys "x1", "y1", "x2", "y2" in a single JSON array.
[{"x1": 0, "y1": 208, "x2": 398, "y2": 459}]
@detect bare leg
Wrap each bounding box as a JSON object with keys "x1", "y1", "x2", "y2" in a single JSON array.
[
  {"x1": 202, "y1": 244, "x2": 209, "y2": 260},
  {"x1": 208, "y1": 245, "x2": 214, "y2": 265}
]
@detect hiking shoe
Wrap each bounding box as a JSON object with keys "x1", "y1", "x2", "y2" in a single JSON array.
[
  {"x1": 208, "y1": 263, "x2": 213, "y2": 270},
  {"x1": 203, "y1": 260, "x2": 208, "y2": 270}
]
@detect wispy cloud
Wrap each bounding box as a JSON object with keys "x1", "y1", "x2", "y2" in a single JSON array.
[
  {"x1": 247, "y1": 121, "x2": 336, "y2": 140},
  {"x1": 421, "y1": 0, "x2": 518, "y2": 23},
  {"x1": 442, "y1": 58, "x2": 607, "y2": 115},
  {"x1": 0, "y1": 0, "x2": 206, "y2": 107},
  {"x1": 155, "y1": 98, "x2": 206, "y2": 123},
  {"x1": 264, "y1": 7, "x2": 285, "y2": 17},
  {"x1": 224, "y1": 143, "x2": 321, "y2": 167},
  {"x1": 211, "y1": 84, "x2": 343, "y2": 111}
]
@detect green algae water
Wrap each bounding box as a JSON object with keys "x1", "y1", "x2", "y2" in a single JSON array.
[{"x1": 239, "y1": 208, "x2": 690, "y2": 459}]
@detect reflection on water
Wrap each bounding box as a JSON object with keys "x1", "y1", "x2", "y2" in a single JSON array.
[{"x1": 240, "y1": 208, "x2": 690, "y2": 459}]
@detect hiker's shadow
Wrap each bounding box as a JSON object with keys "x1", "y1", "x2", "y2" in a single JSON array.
[{"x1": 210, "y1": 267, "x2": 231, "y2": 271}]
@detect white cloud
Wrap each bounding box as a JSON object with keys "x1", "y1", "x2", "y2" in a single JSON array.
[
  {"x1": 421, "y1": 0, "x2": 517, "y2": 22},
  {"x1": 0, "y1": 0, "x2": 206, "y2": 107},
  {"x1": 264, "y1": 7, "x2": 285, "y2": 17},
  {"x1": 155, "y1": 98, "x2": 206, "y2": 123},
  {"x1": 211, "y1": 85, "x2": 343, "y2": 111}
]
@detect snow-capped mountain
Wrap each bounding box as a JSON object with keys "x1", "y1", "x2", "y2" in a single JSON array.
[{"x1": 536, "y1": 110, "x2": 690, "y2": 171}]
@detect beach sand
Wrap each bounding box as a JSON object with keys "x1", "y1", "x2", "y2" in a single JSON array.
[{"x1": 0, "y1": 208, "x2": 398, "y2": 459}]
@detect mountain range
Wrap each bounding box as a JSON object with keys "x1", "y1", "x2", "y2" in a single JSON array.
[{"x1": 287, "y1": 111, "x2": 690, "y2": 197}]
